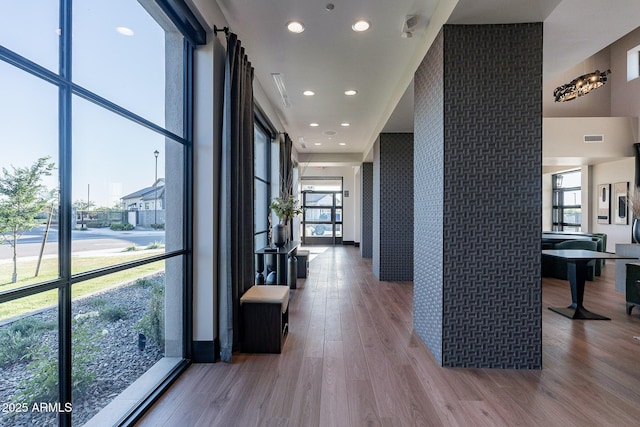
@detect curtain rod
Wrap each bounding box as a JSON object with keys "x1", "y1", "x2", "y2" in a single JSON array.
[{"x1": 213, "y1": 25, "x2": 229, "y2": 37}]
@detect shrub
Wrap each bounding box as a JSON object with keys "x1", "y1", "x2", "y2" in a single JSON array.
[
  {"x1": 0, "y1": 317, "x2": 55, "y2": 366},
  {"x1": 86, "y1": 297, "x2": 108, "y2": 309},
  {"x1": 124, "y1": 245, "x2": 138, "y2": 252},
  {"x1": 146, "y1": 241, "x2": 165, "y2": 250},
  {"x1": 134, "y1": 277, "x2": 155, "y2": 289},
  {"x1": 17, "y1": 320, "x2": 98, "y2": 402},
  {"x1": 99, "y1": 305, "x2": 128, "y2": 322},
  {"x1": 151, "y1": 223, "x2": 165, "y2": 230},
  {"x1": 110, "y1": 223, "x2": 134, "y2": 231},
  {"x1": 136, "y1": 280, "x2": 165, "y2": 346}
]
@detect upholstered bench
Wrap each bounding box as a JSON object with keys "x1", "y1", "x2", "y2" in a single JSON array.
[{"x1": 240, "y1": 285, "x2": 289, "y2": 353}]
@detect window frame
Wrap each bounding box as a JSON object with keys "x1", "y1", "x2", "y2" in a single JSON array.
[
  {"x1": 254, "y1": 115, "x2": 275, "y2": 251},
  {"x1": 0, "y1": 1, "x2": 203, "y2": 425},
  {"x1": 552, "y1": 170, "x2": 582, "y2": 231}
]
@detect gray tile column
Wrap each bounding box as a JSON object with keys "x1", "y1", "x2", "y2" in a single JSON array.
[
  {"x1": 360, "y1": 162, "x2": 373, "y2": 258},
  {"x1": 413, "y1": 24, "x2": 542, "y2": 369},
  {"x1": 373, "y1": 133, "x2": 414, "y2": 281}
]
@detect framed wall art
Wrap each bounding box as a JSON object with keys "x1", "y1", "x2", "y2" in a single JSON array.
[
  {"x1": 613, "y1": 181, "x2": 629, "y2": 225},
  {"x1": 597, "y1": 183, "x2": 610, "y2": 224}
]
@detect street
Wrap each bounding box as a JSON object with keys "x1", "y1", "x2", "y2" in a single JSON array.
[{"x1": 0, "y1": 225, "x2": 166, "y2": 260}]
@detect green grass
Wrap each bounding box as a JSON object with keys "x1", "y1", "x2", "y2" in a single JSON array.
[{"x1": 0, "y1": 251, "x2": 164, "y2": 322}]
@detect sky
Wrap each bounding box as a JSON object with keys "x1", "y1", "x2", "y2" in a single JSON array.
[{"x1": 0, "y1": 1, "x2": 170, "y2": 207}]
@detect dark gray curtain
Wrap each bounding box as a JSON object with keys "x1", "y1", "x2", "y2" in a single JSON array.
[
  {"x1": 279, "y1": 133, "x2": 293, "y2": 195},
  {"x1": 218, "y1": 32, "x2": 254, "y2": 362}
]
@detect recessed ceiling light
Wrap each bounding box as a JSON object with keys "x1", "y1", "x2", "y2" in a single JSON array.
[
  {"x1": 116, "y1": 27, "x2": 135, "y2": 36},
  {"x1": 314, "y1": 142, "x2": 322, "y2": 146},
  {"x1": 303, "y1": 90, "x2": 315, "y2": 96},
  {"x1": 352, "y1": 20, "x2": 370, "y2": 32},
  {"x1": 325, "y1": 3, "x2": 335, "y2": 11},
  {"x1": 324, "y1": 130, "x2": 336, "y2": 135},
  {"x1": 287, "y1": 21, "x2": 305, "y2": 33},
  {"x1": 310, "y1": 123, "x2": 319, "y2": 127},
  {"x1": 341, "y1": 122, "x2": 350, "y2": 127},
  {"x1": 339, "y1": 142, "x2": 347, "y2": 146},
  {"x1": 344, "y1": 89, "x2": 357, "y2": 96}
]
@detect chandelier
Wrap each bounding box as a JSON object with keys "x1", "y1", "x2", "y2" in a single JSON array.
[{"x1": 553, "y1": 69, "x2": 611, "y2": 102}]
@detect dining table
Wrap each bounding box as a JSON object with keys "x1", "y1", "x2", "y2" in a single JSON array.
[{"x1": 542, "y1": 249, "x2": 636, "y2": 320}]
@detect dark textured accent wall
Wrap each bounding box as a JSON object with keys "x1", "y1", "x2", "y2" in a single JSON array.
[
  {"x1": 361, "y1": 162, "x2": 373, "y2": 258},
  {"x1": 373, "y1": 133, "x2": 414, "y2": 281},
  {"x1": 413, "y1": 30, "x2": 445, "y2": 364},
  {"x1": 413, "y1": 24, "x2": 543, "y2": 369}
]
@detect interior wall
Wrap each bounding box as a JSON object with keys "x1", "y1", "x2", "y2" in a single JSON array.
[
  {"x1": 592, "y1": 158, "x2": 635, "y2": 250},
  {"x1": 360, "y1": 162, "x2": 374, "y2": 257},
  {"x1": 353, "y1": 166, "x2": 361, "y2": 245},
  {"x1": 192, "y1": 31, "x2": 225, "y2": 360},
  {"x1": 373, "y1": 133, "x2": 414, "y2": 281},
  {"x1": 611, "y1": 26, "x2": 640, "y2": 136}
]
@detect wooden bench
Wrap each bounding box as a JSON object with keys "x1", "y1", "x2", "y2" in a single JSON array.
[{"x1": 240, "y1": 285, "x2": 289, "y2": 353}]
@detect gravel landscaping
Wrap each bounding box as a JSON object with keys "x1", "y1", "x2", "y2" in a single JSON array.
[{"x1": 0, "y1": 275, "x2": 165, "y2": 426}]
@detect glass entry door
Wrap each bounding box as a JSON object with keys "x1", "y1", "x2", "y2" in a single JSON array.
[{"x1": 302, "y1": 191, "x2": 342, "y2": 245}]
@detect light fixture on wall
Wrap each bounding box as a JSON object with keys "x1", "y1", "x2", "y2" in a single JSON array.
[{"x1": 553, "y1": 69, "x2": 611, "y2": 102}]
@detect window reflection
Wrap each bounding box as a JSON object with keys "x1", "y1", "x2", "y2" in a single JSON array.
[{"x1": 73, "y1": 0, "x2": 167, "y2": 127}]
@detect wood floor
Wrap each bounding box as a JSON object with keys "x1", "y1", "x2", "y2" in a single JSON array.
[{"x1": 137, "y1": 246, "x2": 640, "y2": 426}]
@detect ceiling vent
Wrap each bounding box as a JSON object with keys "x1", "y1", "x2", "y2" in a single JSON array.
[
  {"x1": 584, "y1": 134, "x2": 604, "y2": 143},
  {"x1": 271, "y1": 73, "x2": 290, "y2": 108}
]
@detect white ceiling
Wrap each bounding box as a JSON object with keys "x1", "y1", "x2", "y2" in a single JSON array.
[{"x1": 206, "y1": 0, "x2": 640, "y2": 165}]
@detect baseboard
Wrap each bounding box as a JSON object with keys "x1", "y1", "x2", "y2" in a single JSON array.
[
  {"x1": 342, "y1": 240, "x2": 355, "y2": 246},
  {"x1": 354, "y1": 242, "x2": 360, "y2": 247},
  {"x1": 192, "y1": 339, "x2": 219, "y2": 363}
]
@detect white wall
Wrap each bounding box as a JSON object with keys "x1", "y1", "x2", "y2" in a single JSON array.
[
  {"x1": 192, "y1": 35, "x2": 224, "y2": 343},
  {"x1": 543, "y1": 117, "x2": 637, "y2": 160},
  {"x1": 592, "y1": 158, "x2": 635, "y2": 250},
  {"x1": 300, "y1": 165, "x2": 359, "y2": 242}
]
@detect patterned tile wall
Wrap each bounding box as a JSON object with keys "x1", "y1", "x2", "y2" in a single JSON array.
[
  {"x1": 373, "y1": 140, "x2": 381, "y2": 277},
  {"x1": 373, "y1": 134, "x2": 414, "y2": 281},
  {"x1": 361, "y1": 162, "x2": 373, "y2": 258},
  {"x1": 414, "y1": 24, "x2": 543, "y2": 369},
  {"x1": 413, "y1": 29, "x2": 445, "y2": 364}
]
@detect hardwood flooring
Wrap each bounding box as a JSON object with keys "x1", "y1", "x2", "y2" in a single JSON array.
[{"x1": 136, "y1": 246, "x2": 640, "y2": 426}]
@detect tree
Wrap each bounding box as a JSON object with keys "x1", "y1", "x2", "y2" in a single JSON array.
[
  {"x1": 0, "y1": 157, "x2": 56, "y2": 283},
  {"x1": 73, "y1": 199, "x2": 95, "y2": 211}
]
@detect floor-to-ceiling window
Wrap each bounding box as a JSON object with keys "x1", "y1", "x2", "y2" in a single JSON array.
[
  {"x1": 552, "y1": 169, "x2": 582, "y2": 231},
  {"x1": 0, "y1": 1, "x2": 198, "y2": 425},
  {"x1": 254, "y1": 122, "x2": 272, "y2": 251}
]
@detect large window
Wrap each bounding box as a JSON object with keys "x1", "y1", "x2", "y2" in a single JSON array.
[
  {"x1": 552, "y1": 170, "x2": 582, "y2": 231},
  {"x1": 0, "y1": 1, "x2": 197, "y2": 425},
  {"x1": 254, "y1": 121, "x2": 272, "y2": 251}
]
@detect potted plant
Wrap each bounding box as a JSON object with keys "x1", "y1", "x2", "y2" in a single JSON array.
[{"x1": 269, "y1": 193, "x2": 301, "y2": 247}]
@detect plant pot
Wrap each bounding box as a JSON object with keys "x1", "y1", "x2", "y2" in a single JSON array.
[
  {"x1": 273, "y1": 223, "x2": 287, "y2": 247},
  {"x1": 633, "y1": 218, "x2": 640, "y2": 244}
]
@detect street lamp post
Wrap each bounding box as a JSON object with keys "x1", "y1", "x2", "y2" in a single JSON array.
[{"x1": 154, "y1": 150, "x2": 159, "y2": 227}]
